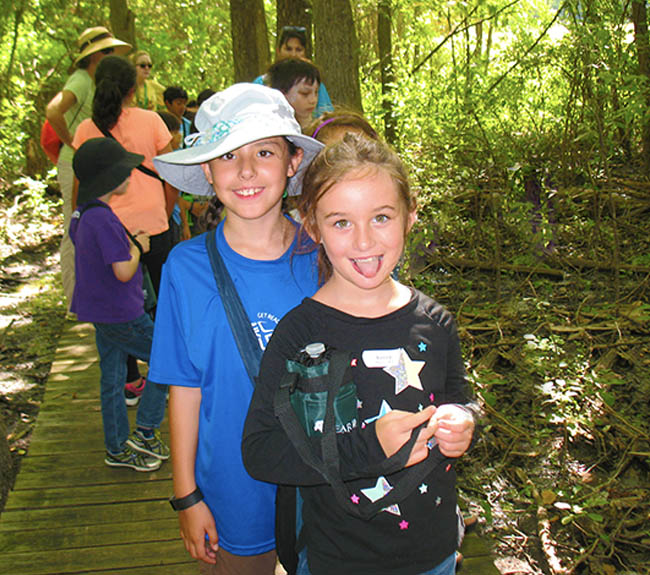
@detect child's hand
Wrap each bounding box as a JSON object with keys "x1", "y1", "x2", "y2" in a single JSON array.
[
  {"x1": 376, "y1": 406, "x2": 436, "y2": 467},
  {"x1": 134, "y1": 231, "x2": 151, "y2": 254},
  {"x1": 178, "y1": 500, "x2": 219, "y2": 563},
  {"x1": 429, "y1": 403, "x2": 474, "y2": 458}
]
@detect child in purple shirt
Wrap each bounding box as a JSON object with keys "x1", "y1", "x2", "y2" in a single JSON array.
[{"x1": 69, "y1": 137, "x2": 169, "y2": 472}]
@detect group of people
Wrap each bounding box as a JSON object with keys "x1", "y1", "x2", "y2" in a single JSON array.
[{"x1": 49, "y1": 23, "x2": 479, "y2": 575}]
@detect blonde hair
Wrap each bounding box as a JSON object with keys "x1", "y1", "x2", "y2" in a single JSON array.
[
  {"x1": 299, "y1": 133, "x2": 416, "y2": 282},
  {"x1": 130, "y1": 50, "x2": 151, "y2": 64}
]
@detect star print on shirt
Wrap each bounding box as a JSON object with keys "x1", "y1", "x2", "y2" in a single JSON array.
[
  {"x1": 399, "y1": 520, "x2": 409, "y2": 530},
  {"x1": 418, "y1": 341, "x2": 427, "y2": 352},
  {"x1": 360, "y1": 476, "x2": 401, "y2": 516},
  {"x1": 363, "y1": 399, "x2": 392, "y2": 425},
  {"x1": 419, "y1": 483, "x2": 428, "y2": 494},
  {"x1": 350, "y1": 494, "x2": 360, "y2": 504},
  {"x1": 383, "y1": 348, "x2": 425, "y2": 395}
]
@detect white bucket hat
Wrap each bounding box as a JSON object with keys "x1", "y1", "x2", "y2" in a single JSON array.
[{"x1": 153, "y1": 83, "x2": 324, "y2": 197}]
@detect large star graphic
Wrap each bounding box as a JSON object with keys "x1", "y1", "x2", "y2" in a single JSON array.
[
  {"x1": 363, "y1": 400, "x2": 392, "y2": 425},
  {"x1": 360, "y1": 476, "x2": 401, "y2": 516},
  {"x1": 383, "y1": 348, "x2": 425, "y2": 394}
]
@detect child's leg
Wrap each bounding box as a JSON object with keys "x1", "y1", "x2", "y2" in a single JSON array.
[
  {"x1": 198, "y1": 548, "x2": 276, "y2": 575},
  {"x1": 94, "y1": 325, "x2": 130, "y2": 454},
  {"x1": 115, "y1": 313, "x2": 167, "y2": 431}
]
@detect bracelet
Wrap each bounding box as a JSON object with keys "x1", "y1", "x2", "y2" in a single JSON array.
[{"x1": 169, "y1": 486, "x2": 203, "y2": 511}]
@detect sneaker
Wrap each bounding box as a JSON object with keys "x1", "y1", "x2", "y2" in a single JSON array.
[
  {"x1": 126, "y1": 428, "x2": 170, "y2": 460},
  {"x1": 125, "y1": 377, "x2": 146, "y2": 407},
  {"x1": 104, "y1": 446, "x2": 162, "y2": 472}
]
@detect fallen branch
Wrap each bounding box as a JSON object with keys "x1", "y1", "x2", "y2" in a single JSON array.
[{"x1": 516, "y1": 469, "x2": 571, "y2": 574}]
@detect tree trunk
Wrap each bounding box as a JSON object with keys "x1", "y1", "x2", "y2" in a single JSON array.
[
  {"x1": 312, "y1": 0, "x2": 362, "y2": 111},
  {"x1": 109, "y1": 0, "x2": 137, "y2": 49},
  {"x1": 631, "y1": 0, "x2": 650, "y2": 174},
  {"x1": 2, "y1": 2, "x2": 25, "y2": 101},
  {"x1": 230, "y1": 0, "x2": 271, "y2": 82},
  {"x1": 378, "y1": 0, "x2": 396, "y2": 144},
  {"x1": 276, "y1": 0, "x2": 313, "y2": 60},
  {"x1": 0, "y1": 416, "x2": 14, "y2": 515}
]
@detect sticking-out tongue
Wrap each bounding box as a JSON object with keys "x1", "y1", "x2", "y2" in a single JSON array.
[{"x1": 353, "y1": 256, "x2": 382, "y2": 278}]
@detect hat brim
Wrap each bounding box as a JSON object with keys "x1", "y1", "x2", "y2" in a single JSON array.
[
  {"x1": 154, "y1": 122, "x2": 324, "y2": 197},
  {"x1": 77, "y1": 151, "x2": 144, "y2": 204},
  {"x1": 74, "y1": 38, "x2": 132, "y2": 64}
]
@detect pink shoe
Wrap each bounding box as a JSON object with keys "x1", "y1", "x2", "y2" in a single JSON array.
[{"x1": 125, "y1": 377, "x2": 146, "y2": 406}]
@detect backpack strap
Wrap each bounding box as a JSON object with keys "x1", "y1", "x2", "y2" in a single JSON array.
[
  {"x1": 273, "y1": 349, "x2": 446, "y2": 520},
  {"x1": 95, "y1": 123, "x2": 164, "y2": 182},
  {"x1": 205, "y1": 229, "x2": 262, "y2": 386}
]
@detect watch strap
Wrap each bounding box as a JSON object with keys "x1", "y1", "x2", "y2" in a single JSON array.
[{"x1": 169, "y1": 487, "x2": 203, "y2": 511}]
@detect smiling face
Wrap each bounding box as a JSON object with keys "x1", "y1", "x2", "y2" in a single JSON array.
[
  {"x1": 285, "y1": 78, "x2": 319, "y2": 128},
  {"x1": 201, "y1": 137, "x2": 303, "y2": 224},
  {"x1": 309, "y1": 167, "x2": 416, "y2": 297}
]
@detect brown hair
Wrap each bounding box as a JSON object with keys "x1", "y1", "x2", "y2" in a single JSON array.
[
  {"x1": 299, "y1": 133, "x2": 416, "y2": 282},
  {"x1": 306, "y1": 110, "x2": 379, "y2": 143}
]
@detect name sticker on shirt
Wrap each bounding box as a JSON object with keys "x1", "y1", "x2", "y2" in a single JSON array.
[
  {"x1": 363, "y1": 348, "x2": 425, "y2": 395},
  {"x1": 362, "y1": 349, "x2": 401, "y2": 368}
]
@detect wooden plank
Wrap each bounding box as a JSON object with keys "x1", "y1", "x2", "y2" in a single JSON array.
[
  {"x1": 13, "y1": 461, "x2": 173, "y2": 489},
  {"x1": 460, "y1": 530, "x2": 492, "y2": 557},
  {"x1": 0, "y1": 500, "x2": 172, "y2": 529},
  {"x1": 88, "y1": 563, "x2": 197, "y2": 575},
  {"x1": 0, "y1": 517, "x2": 181, "y2": 554},
  {"x1": 4, "y1": 478, "x2": 172, "y2": 510},
  {"x1": 1, "y1": 540, "x2": 192, "y2": 575},
  {"x1": 459, "y1": 554, "x2": 501, "y2": 574}
]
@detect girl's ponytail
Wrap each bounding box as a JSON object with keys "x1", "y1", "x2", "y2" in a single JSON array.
[{"x1": 92, "y1": 56, "x2": 137, "y2": 132}]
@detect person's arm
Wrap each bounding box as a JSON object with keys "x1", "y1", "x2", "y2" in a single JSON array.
[
  {"x1": 112, "y1": 232, "x2": 150, "y2": 282},
  {"x1": 46, "y1": 90, "x2": 77, "y2": 148},
  {"x1": 431, "y1": 315, "x2": 478, "y2": 457},
  {"x1": 243, "y1": 324, "x2": 411, "y2": 486},
  {"x1": 156, "y1": 138, "x2": 179, "y2": 217},
  {"x1": 170, "y1": 385, "x2": 219, "y2": 563}
]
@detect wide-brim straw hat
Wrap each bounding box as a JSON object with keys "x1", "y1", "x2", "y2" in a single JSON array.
[
  {"x1": 74, "y1": 26, "x2": 131, "y2": 64},
  {"x1": 153, "y1": 83, "x2": 324, "y2": 197}
]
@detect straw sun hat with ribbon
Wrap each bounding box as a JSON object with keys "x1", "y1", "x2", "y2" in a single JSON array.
[{"x1": 74, "y1": 26, "x2": 131, "y2": 65}]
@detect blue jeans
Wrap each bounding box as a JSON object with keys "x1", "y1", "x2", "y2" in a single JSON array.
[{"x1": 94, "y1": 313, "x2": 166, "y2": 454}]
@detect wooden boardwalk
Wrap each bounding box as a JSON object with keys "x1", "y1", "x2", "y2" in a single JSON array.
[{"x1": 0, "y1": 321, "x2": 499, "y2": 574}]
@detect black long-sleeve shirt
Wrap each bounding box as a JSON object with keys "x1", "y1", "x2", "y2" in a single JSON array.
[{"x1": 243, "y1": 290, "x2": 476, "y2": 575}]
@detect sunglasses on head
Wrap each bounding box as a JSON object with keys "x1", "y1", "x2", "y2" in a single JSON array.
[
  {"x1": 100, "y1": 47, "x2": 114, "y2": 55},
  {"x1": 138, "y1": 63, "x2": 153, "y2": 69},
  {"x1": 281, "y1": 25, "x2": 306, "y2": 33}
]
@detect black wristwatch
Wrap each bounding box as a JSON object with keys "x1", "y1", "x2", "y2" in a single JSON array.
[{"x1": 169, "y1": 487, "x2": 203, "y2": 511}]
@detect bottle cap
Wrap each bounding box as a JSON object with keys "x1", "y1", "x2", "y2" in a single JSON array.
[{"x1": 304, "y1": 342, "x2": 326, "y2": 358}]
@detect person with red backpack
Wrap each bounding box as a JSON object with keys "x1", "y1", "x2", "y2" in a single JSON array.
[{"x1": 45, "y1": 26, "x2": 131, "y2": 313}]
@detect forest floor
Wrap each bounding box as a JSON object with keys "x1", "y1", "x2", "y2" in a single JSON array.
[
  {"x1": 0, "y1": 180, "x2": 66, "y2": 504},
  {"x1": 1, "y1": 175, "x2": 649, "y2": 575}
]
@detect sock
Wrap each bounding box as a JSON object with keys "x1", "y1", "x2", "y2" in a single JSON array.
[{"x1": 137, "y1": 427, "x2": 154, "y2": 439}]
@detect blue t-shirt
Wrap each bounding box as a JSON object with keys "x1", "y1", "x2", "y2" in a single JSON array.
[
  {"x1": 148, "y1": 219, "x2": 318, "y2": 556},
  {"x1": 253, "y1": 74, "x2": 334, "y2": 117},
  {"x1": 69, "y1": 200, "x2": 144, "y2": 323}
]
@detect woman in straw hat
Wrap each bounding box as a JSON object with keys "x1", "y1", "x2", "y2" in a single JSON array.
[{"x1": 46, "y1": 26, "x2": 131, "y2": 313}]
